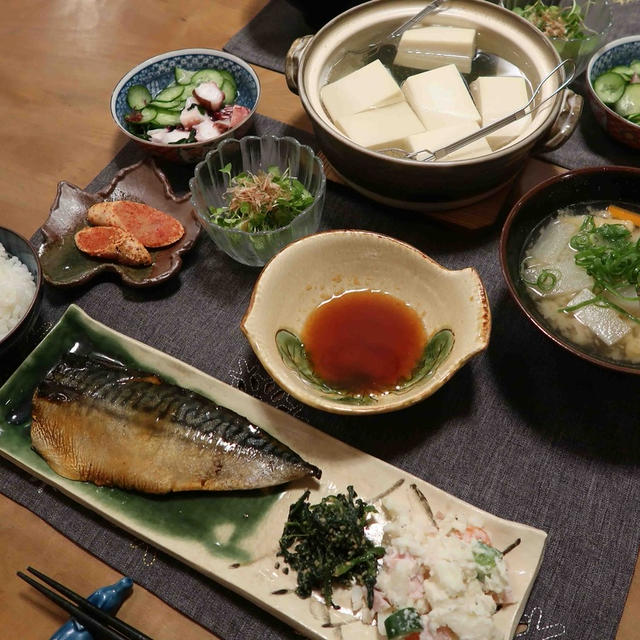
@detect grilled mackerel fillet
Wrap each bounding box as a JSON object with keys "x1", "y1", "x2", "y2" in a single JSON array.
[{"x1": 31, "y1": 354, "x2": 321, "y2": 493}]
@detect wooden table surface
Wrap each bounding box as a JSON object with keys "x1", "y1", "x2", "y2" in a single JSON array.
[{"x1": 0, "y1": 1, "x2": 638, "y2": 638}]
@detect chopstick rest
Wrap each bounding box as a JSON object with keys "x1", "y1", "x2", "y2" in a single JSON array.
[
  {"x1": 45, "y1": 572, "x2": 134, "y2": 640},
  {"x1": 17, "y1": 568, "x2": 152, "y2": 640}
]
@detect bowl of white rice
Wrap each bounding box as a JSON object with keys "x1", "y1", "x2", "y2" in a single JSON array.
[{"x1": 0, "y1": 227, "x2": 42, "y2": 361}]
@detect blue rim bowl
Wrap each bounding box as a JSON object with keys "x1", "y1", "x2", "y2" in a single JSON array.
[
  {"x1": 111, "y1": 48, "x2": 260, "y2": 164},
  {"x1": 586, "y1": 35, "x2": 640, "y2": 150}
]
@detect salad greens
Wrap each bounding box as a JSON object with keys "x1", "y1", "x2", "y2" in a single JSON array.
[
  {"x1": 277, "y1": 486, "x2": 384, "y2": 608},
  {"x1": 512, "y1": 0, "x2": 588, "y2": 40},
  {"x1": 209, "y1": 164, "x2": 314, "y2": 232}
]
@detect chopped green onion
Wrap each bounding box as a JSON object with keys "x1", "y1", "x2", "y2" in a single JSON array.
[
  {"x1": 521, "y1": 266, "x2": 558, "y2": 292},
  {"x1": 537, "y1": 270, "x2": 558, "y2": 292}
]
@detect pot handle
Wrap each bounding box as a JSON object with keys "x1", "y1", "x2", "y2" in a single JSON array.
[
  {"x1": 536, "y1": 88, "x2": 583, "y2": 153},
  {"x1": 285, "y1": 35, "x2": 314, "y2": 95}
]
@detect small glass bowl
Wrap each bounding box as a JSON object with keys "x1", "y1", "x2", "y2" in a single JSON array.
[
  {"x1": 500, "y1": 0, "x2": 613, "y2": 76},
  {"x1": 190, "y1": 136, "x2": 326, "y2": 267}
]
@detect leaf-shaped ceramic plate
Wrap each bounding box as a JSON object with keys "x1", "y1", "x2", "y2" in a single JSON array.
[
  {"x1": 37, "y1": 158, "x2": 199, "y2": 287},
  {"x1": 242, "y1": 231, "x2": 491, "y2": 414},
  {"x1": 0, "y1": 305, "x2": 544, "y2": 640}
]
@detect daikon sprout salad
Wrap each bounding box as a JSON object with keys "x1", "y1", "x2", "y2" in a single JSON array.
[{"x1": 520, "y1": 203, "x2": 640, "y2": 363}]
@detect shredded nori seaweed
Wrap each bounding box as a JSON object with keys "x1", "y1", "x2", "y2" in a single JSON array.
[{"x1": 277, "y1": 486, "x2": 384, "y2": 608}]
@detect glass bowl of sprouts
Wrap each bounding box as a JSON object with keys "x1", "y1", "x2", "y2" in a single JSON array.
[
  {"x1": 190, "y1": 136, "x2": 326, "y2": 267},
  {"x1": 500, "y1": 0, "x2": 613, "y2": 75}
]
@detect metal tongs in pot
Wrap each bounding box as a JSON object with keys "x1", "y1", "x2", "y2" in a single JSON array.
[
  {"x1": 339, "y1": 0, "x2": 446, "y2": 62},
  {"x1": 379, "y1": 59, "x2": 576, "y2": 162}
]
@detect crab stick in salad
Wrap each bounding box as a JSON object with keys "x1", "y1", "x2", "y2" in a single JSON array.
[{"x1": 350, "y1": 494, "x2": 514, "y2": 640}]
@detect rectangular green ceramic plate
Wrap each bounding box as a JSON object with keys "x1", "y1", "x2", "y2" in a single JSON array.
[{"x1": 0, "y1": 305, "x2": 547, "y2": 640}]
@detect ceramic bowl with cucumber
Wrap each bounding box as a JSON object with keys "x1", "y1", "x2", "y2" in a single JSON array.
[
  {"x1": 587, "y1": 35, "x2": 640, "y2": 150},
  {"x1": 111, "y1": 49, "x2": 260, "y2": 163}
]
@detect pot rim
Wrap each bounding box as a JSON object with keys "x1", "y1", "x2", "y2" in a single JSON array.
[{"x1": 296, "y1": 0, "x2": 565, "y2": 167}]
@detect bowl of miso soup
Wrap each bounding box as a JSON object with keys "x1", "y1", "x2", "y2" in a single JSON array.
[{"x1": 501, "y1": 166, "x2": 640, "y2": 373}]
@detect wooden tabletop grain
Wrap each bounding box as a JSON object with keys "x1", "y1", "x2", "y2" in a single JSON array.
[{"x1": 0, "y1": 1, "x2": 638, "y2": 638}]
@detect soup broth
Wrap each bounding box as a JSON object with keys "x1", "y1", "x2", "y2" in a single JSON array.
[{"x1": 521, "y1": 202, "x2": 640, "y2": 364}]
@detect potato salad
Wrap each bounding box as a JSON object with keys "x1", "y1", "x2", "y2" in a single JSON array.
[{"x1": 353, "y1": 495, "x2": 513, "y2": 640}]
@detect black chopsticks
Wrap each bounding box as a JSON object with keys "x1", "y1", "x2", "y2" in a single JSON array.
[{"x1": 17, "y1": 567, "x2": 153, "y2": 640}]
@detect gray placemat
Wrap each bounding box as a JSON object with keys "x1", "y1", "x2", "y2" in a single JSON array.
[
  {"x1": 226, "y1": 0, "x2": 640, "y2": 170},
  {"x1": 2, "y1": 114, "x2": 639, "y2": 640},
  {"x1": 223, "y1": 0, "x2": 312, "y2": 74}
]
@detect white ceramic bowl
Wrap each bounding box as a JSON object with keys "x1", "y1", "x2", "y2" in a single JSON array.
[{"x1": 242, "y1": 231, "x2": 491, "y2": 414}]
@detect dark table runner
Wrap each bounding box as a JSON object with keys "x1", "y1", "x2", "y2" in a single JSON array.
[
  {"x1": 224, "y1": 0, "x2": 312, "y2": 75},
  {"x1": 1, "y1": 113, "x2": 639, "y2": 640},
  {"x1": 224, "y1": 0, "x2": 640, "y2": 171}
]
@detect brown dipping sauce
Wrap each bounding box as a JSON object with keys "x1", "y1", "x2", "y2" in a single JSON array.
[{"x1": 301, "y1": 290, "x2": 426, "y2": 394}]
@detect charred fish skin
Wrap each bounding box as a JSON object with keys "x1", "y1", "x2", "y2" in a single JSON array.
[{"x1": 31, "y1": 354, "x2": 321, "y2": 494}]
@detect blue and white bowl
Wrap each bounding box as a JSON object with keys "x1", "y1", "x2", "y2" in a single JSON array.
[
  {"x1": 587, "y1": 36, "x2": 640, "y2": 150},
  {"x1": 111, "y1": 48, "x2": 260, "y2": 164}
]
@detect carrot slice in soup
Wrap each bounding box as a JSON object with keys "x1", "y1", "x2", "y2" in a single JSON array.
[{"x1": 607, "y1": 204, "x2": 640, "y2": 227}]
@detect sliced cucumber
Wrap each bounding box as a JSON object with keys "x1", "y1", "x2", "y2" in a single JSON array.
[
  {"x1": 630, "y1": 60, "x2": 640, "y2": 75},
  {"x1": 182, "y1": 83, "x2": 198, "y2": 98},
  {"x1": 191, "y1": 69, "x2": 224, "y2": 87},
  {"x1": 219, "y1": 70, "x2": 236, "y2": 86},
  {"x1": 610, "y1": 65, "x2": 634, "y2": 81},
  {"x1": 154, "y1": 85, "x2": 185, "y2": 102},
  {"x1": 137, "y1": 106, "x2": 157, "y2": 123},
  {"x1": 149, "y1": 98, "x2": 184, "y2": 110},
  {"x1": 127, "y1": 84, "x2": 152, "y2": 110},
  {"x1": 125, "y1": 106, "x2": 157, "y2": 124},
  {"x1": 175, "y1": 67, "x2": 195, "y2": 85},
  {"x1": 615, "y1": 84, "x2": 640, "y2": 118},
  {"x1": 150, "y1": 109, "x2": 182, "y2": 127},
  {"x1": 384, "y1": 608, "x2": 423, "y2": 639},
  {"x1": 221, "y1": 79, "x2": 237, "y2": 105},
  {"x1": 594, "y1": 71, "x2": 626, "y2": 104}
]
